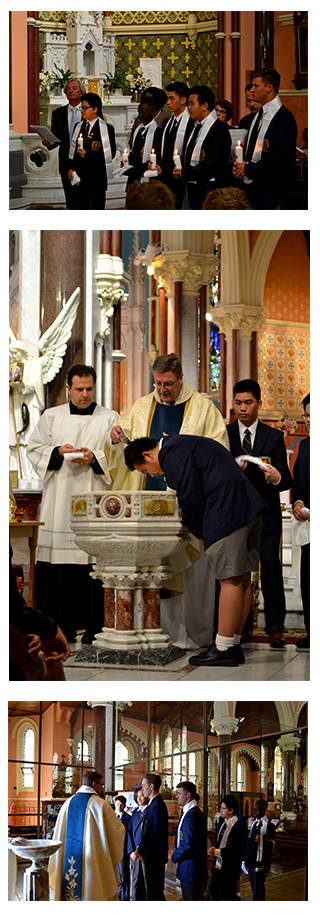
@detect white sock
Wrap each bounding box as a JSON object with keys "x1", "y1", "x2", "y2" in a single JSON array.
[
  {"x1": 216, "y1": 634, "x2": 232, "y2": 652},
  {"x1": 232, "y1": 634, "x2": 241, "y2": 646}
]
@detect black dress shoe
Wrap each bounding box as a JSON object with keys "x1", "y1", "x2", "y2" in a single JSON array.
[
  {"x1": 234, "y1": 644, "x2": 246, "y2": 664},
  {"x1": 189, "y1": 642, "x2": 239, "y2": 667},
  {"x1": 295, "y1": 636, "x2": 310, "y2": 650},
  {"x1": 269, "y1": 631, "x2": 285, "y2": 649}
]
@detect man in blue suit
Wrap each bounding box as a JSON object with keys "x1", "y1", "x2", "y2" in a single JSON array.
[
  {"x1": 228, "y1": 379, "x2": 293, "y2": 648},
  {"x1": 125, "y1": 434, "x2": 264, "y2": 667},
  {"x1": 127, "y1": 789, "x2": 149, "y2": 900},
  {"x1": 133, "y1": 774, "x2": 168, "y2": 900},
  {"x1": 114, "y1": 795, "x2": 131, "y2": 900},
  {"x1": 171, "y1": 781, "x2": 207, "y2": 900},
  {"x1": 292, "y1": 393, "x2": 310, "y2": 649}
]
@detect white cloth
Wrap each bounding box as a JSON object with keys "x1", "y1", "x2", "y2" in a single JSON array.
[
  {"x1": 26, "y1": 403, "x2": 118, "y2": 564},
  {"x1": 49, "y1": 787, "x2": 125, "y2": 901},
  {"x1": 250, "y1": 815, "x2": 269, "y2": 864},
  {"x1": 215, "y1": 815, "x2": 238, "y2": 870},
  {"x1": 244, "y1": 95, "x2": 282, "y2": 183},
  {"x1": 187, "y1": 110, "x2": 217, "y2": 167},
  {"x1": 132, "y1": 118, "x2": 159, "y2": 165},
  {"x1": 161, "y1": 109, "x2": 190, "y2": 159},
  {"x1": 69, "y1": 118, "x2": 114, "y2": 185}
]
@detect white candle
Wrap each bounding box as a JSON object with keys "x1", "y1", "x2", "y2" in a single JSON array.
[
  {"x1": 122, "y1": 148, "x2": 129, "y2": 166},
  {"x1": 77, "y1": 133, "x2": 84, "y2": 150},
  {"x1": 173, "y1": 148, "x2": 181, "y2": 169},
  {"x1": 235, "y1": 142, "x2": 243, "y2": 163},
  {"x1": 150, "y1": 148, "x2": 157, "y2": 169}
]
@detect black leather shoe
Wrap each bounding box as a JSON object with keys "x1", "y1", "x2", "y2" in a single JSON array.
[
  {"x1": 269, "y1": 631, "x2": 285, "y2": 649},
  {"x1": 295, "y1": 636, "x2": 310, "y2": 650},
  {"x1": 189, "y1": 642, "x2": 239, "y2": 667},
  {"x1": 233, "y1": 644, "x2": 246, "y2": 664}
]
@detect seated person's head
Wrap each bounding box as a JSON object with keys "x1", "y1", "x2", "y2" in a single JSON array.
[
  {"x1": 126, "y1": 180, "x2": 176, "y2": 210},
  {"x1": 203, "y1": 187, "x2": 252, "y2": 209}
]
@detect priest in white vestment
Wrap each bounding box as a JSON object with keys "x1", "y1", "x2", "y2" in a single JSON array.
[
  {"x1": 104, "y1": 353, "x2": 229, "y2": 649},
  {"x1": 49, "y1": 772, "x2": 125, "y2": 901},
  {"x1": 26, "y1": 364, "x2": 118, "y2": 642}
]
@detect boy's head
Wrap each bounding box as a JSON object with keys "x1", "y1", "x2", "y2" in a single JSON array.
[
  {"x1": 124, "y1": 437, "x2": 161, "y2": 475},
  {"x1": 233, "y1": 378, "x2": 262, "y2": 427}
]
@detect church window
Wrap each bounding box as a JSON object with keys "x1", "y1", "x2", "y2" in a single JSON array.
[
  {"x1": 115, "y1": 740, "x2": 129, "y2": 788},
  {"x1": 22, "y1": 728, "x2": 35, "y2": 789}
]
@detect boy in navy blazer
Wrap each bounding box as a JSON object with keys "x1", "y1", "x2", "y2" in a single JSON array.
[
  {"x1": 228, "y1": 379, "x2": 293, "y2": 647},
  {"x1": 171, "y1": 781, "x2": 207, "y2": 900},
  {"x1": 125, "y1": 434, "x2": 264, "y2": 667},
  {"x1": 134, "y1": 774, "x2": 168, "y2": 900},
  {"x1": 292, "y1": 393, "x2": 310, "y2": 649},
  {"x1": 127, "y1": 789, "x2": 150, "y2": 900}
]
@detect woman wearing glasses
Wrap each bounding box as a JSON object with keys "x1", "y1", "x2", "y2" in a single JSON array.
[{"x1": 68, "y1": 92, "x2": 116, "y2": 209}]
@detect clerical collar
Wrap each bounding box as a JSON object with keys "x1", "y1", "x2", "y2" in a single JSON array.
[{"x1": 69, "y1": 401, "x2": 97, "y2": 415}]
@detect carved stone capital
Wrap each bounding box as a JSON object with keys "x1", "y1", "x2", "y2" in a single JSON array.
[
  {"x1": 95, "y1": 254, "x2": 129, "y2": 335},
  {"x1": 277, "y1": 732, "x2": 301, "y2": 752},
  {"x1": 213, "y1": 303, "x2": 267, "y2": 340},
  {"x1": 210, "y1": 716, "x2": 239, "y2": 736},
  {"x1": 152, "y1": 251, "x2": 215, "y2": 297}
]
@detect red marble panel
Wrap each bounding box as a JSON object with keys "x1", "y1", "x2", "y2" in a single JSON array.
[
  {"x1": 143, "y1": 589, "x2": 160, "y2": 629},
  {"x1": 116, "y1": 590, "x2": 134, "y2": 630},
  {"x1": 104, "y1": 588, "x2": 115, "y2": 628}
]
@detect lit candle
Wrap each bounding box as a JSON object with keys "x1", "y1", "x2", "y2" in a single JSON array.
[
  {"x1": 122, "y1": 148, "x2": 129, "y2": 166},
  {"x1": 173, "y1": 148, "x2": 181, "y2": 169},
  {"x1": 77, "y1": 133, "x2": 84, "y2": 151},
  {"x1": 150, "y1": 148, "x2": 157, "y2": 169},
  {"x1": 235, "y1": 142, "x2": 243, "y2": 163}
]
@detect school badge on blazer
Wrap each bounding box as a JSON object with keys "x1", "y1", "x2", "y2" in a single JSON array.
[
  {"x1": 91, "y1": 141, "x2": 101, "y2": 150},
  {"x1": 200, "y1": 150, "x2": 206, "y2": 160},
  {"x1": 262, "y1": 140, "x2": 270, "y2": 152}
]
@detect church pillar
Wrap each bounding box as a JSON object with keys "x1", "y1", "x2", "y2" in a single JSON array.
[
  {"x1": 255, "y1": 12, "x2": 274, "y2": 69},
  {"x1": 199, "y1": 285, "x2": 207, "y2": 392},
  {"x1": 213, "y1": 303, "x2": 266, "y2": 419},
  {"x1": 87, "y1": 702, "x2": 113, "y2": 790},
  {"x1": 278, "y1": 733, "x2": 301, "y2": 811},
  {"x1": 231, "y1": 12, "x2": 241, "y2": 125},
  {"x1": 159, "y1": 288, "x2": 168, "y2": 354},
  {"x1": 19, "y1": 230, "x2": 41, "y2": 355},
  {"x1": 173, "y1": 281, "x2": 182, "y2": 358},
  {"x1": 210, "y1": 711, "x2": 240, "y2": 804},
  {"x1": 94, "y1": 332, "x2": 104, "y2": 405},
  {"x1": 27, "y1": 12, "x2": 39, "y2": 130},
  {"x1": 216, "y1": 13, "x2": 226, "y2": 98},
  {"x1": 95, "y1": 241, "x2": 128, "y2": 409}
]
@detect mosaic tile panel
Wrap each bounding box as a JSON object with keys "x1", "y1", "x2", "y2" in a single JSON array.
[
  {"x1": 258, "y1": 325, "x2": 310, "y2": 417},
  {"x1": 39, "y1": 12, "x2": 217, "y2": 25}
]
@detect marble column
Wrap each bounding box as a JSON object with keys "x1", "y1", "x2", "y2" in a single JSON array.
[
  {"x1": 216, "y1": 13, "x2": 226, "y2": 98},
  {"x1": 27, "y1": 12, "x2": 39, "y2": 129},
  {"x1": 210, "y1": 711, "x2": 239, "y2": 804},
  {"x1": 87, "y1": 702, "x2": 113, "y2": 791},
  {"x1": 278, "y1": 732, "x2": 301, "y2": 810},
  {"x1": 92, "y1": 703, "x2": 106, "y2": 779},
  {"x1": 213, "y1": 303, "x2": 266, "y2": 419},
  {"x1": 230, "y1": 12, "x2": 241, "y2": 125}
]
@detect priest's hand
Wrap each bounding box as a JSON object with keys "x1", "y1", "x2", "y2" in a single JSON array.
[
  {"x1": 110, "y1": 425, "x2": 124, "y2": 444},
  {"x1": 41, "y1": 627, "x2": 71, "y2": 662},
  {"x1": 26, "y1": 634, "x2": 42, "y2": 658},
  {"x1": 73, "y1": 447, "x2": 94, "y2": 465},
  {"x1": 58, "y1": 443, "x2": 78, "y2": 456},
  {"x1": 232, "y1": 161, "x2": 246, "y2": 180}
]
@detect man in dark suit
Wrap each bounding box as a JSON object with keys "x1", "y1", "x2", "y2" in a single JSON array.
[
  {"x1": 133, "y1": 773, "x2": 168, "y2": 900},
  {"x1": 244, "y1": 799, "x2": 276, "y2": 900},
  {"x1": 127, "y1": 100, "x2": 163, "y2": 187},
  {"x1": 233, "y1": 69, "x2": 298, "y2": 209},
  {"x1": 238, "y1": 82, "x2": 260, "y2": 131},
  {"x1": 292, "y1": 393, "x2": 310, "y2": 649},
  {"x1": 114, "y1": 795, "x2": 131, "y2": 900},
  {"x1": 227, "y1": 379, "x2": 293, "y2": 648},
  {"x1": 206, "y1": 796, "x2": 247, "y2": 900},
  {"x1": 171, "y1": 781, "x2": 207, "y2": 900},
  {"x1": 155, "y1": 81, "x2": 193, "y2": 207},
  {"x1": 124, "y1": 433, "x2": 264, "y2": 667},
  {"x1": 127, "y1": 789, "x2": 149, "y2": 900},
  {"x1": 172, "y1": 84, "x2": 231, "y2": 209},
  {"x1": 44, "y1": 79, "x2": 84, "y2": 209}
]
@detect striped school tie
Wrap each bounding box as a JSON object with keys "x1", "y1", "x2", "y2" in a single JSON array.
[{"x1": 243, "y1": 428, "x2": 252, "y2": 454}]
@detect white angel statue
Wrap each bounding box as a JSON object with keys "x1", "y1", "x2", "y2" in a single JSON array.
[{"x1": 9, "y1": 287, "x2": 80, "y2": 481}]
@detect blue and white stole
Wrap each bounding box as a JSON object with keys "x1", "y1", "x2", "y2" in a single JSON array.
[{"x1": 61, "y1": 792, "x2": 93, "y2": 901}]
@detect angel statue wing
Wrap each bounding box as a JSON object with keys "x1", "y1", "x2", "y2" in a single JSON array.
[{"x1": 38, "y1": 286, "x2": 81, "y2": 383}]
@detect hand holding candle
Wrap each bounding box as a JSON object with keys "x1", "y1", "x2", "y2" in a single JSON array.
[
  {"x1": 122, "y1": 148, "x2": 129, "y2": 167},
  {"x1": 150, "y1": 148, "x2": 157, "y2": 170},
  {"x1": 77, "y1": 133, "x2": 84, "y2": 151}
]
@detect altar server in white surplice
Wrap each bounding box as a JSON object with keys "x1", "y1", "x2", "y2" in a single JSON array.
[
  {"x1": 104, "y1": 352, "x2": 229, "y2": 650},
  {"x1": 49, "y1": 772, "x2": 125, "y2": 902},
  {"x1": 26, "y1": 364, "x2": 118, "y2": 643}
]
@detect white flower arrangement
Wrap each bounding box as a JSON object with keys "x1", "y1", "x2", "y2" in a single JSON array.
[
  {"x1": 39, "y1": 71, "x2": 51, "y2": 92},
  {"x1": 125, "y1": 67, "x2": 152, "y2": 94}
]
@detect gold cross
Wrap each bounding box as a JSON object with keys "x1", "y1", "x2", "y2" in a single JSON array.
[
  {"x1": 182, "y1": 66, "x2": 193, "y2": 80},
  {"x1": 169, "y1": 52, "x2": 179, "y2": 64},
  {"x1": 125, "y1": 38, "x2": 136, "y2": 51},
  {"x1": 153, "y1": 38, "x2": 164, "y2": 51},
  {"x1": 181, "y1": 36, "x2": 193, "y2": 49}
]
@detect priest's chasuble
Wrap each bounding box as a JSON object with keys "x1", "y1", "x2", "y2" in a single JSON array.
[
  {"x1": 104, "y1": 379, "x2": 229, "y2": 492},
  {"x1": 26, "y1": 403, "x2": 118, "y2": 564},
  {"x1": 49, "y1": 787, "x2": 125, "y2": 901}
]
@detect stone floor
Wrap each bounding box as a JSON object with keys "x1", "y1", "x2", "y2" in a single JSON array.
[{"x1": 63, "y1": 632, "x2": 310, "y2": 682}]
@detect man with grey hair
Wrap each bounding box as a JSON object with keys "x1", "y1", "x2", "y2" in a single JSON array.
[
  {"x1": 104, "y1": 353, "x2": 229, "y2": 649},
  {"x1": 43, "y1": 79, "x2": 85, "y2": 208},
  {"x1": 49, "y1": 771, "x2": 125, "y2": 901}
]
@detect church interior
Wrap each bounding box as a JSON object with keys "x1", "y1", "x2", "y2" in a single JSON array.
[
  {"x1": 9, "y1": 228, "x2": 310, "y2": 682},
  {"x1": 8, "y1": 700, "x2": 308, "y2": 901},
  {"x1": 9, "y1": 11, "x2": 308, "y2": 209}
]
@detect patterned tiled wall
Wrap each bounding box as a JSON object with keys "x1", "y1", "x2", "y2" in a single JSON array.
[
  {"x1": 263, "y1": 231, "x2": 310, "y2": 324},
  {"x1": 258, "y1": 324, "x2": 310, "y2": 417},
  {"x1": 115, "y1": 30, "x2": 217, "y2": 90}
]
